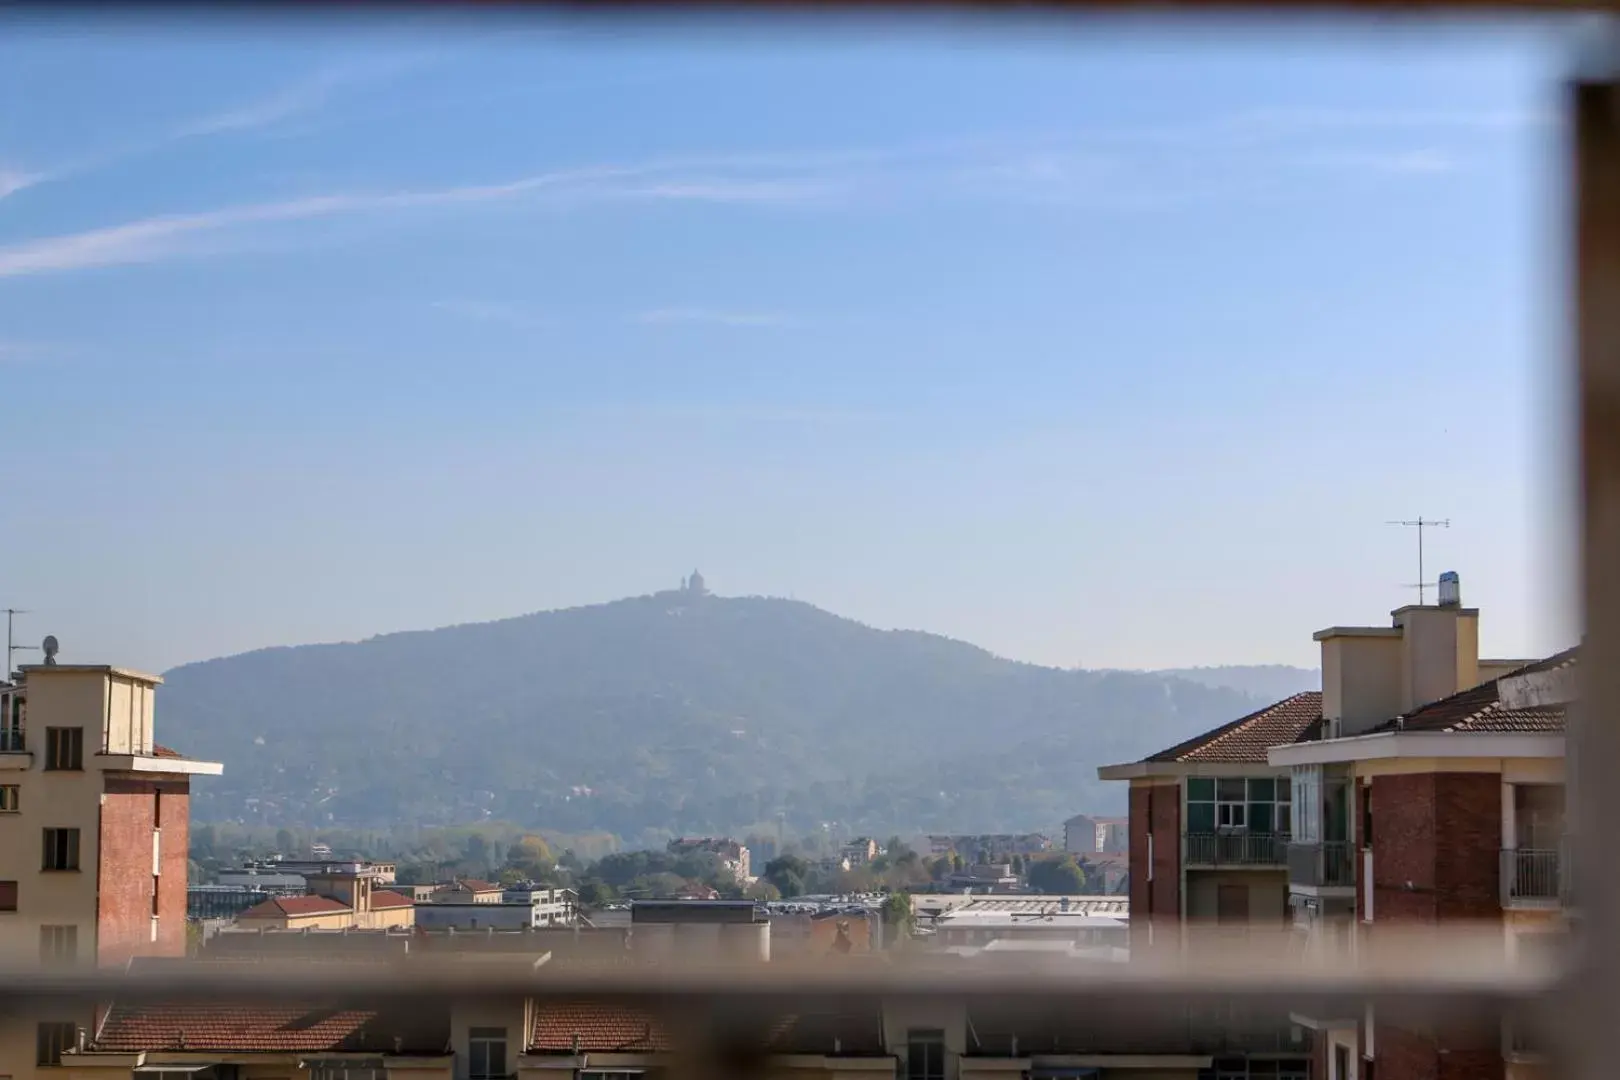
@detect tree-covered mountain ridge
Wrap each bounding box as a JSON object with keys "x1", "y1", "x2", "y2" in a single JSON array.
[{"x1": 158, "y1": 588, "x2": 1315, "y2": 842}]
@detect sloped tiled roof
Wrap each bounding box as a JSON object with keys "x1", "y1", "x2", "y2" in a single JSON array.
[
  {"x1": 369, "y1": 890, "x2": 414, "y2": 909},
  {"x1": 92, "y1": 1002, "x2": 449, "y2": 1053},
  {"x1": 1371, "y1": 648, "x2": 1577, "y2": 735},
  {"x1": 238, "y1": 895, "x2": 352, "y2": 919},
  {"x1": 1144, "y1": 691, "x2": 1323, "y2": 764},
  {"x1": 530, "y1": 1003, "x2": 670, "y2": 1052},
  {"x1": 529, "y1": 1003, "x2": 884, "y2": 1055},
  {"x1": 152, "y1": 745, "x2": 183, "y2": 759}
]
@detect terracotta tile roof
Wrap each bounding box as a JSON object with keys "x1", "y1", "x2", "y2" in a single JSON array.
[
  {"x1": 238, "y1": 895, "x2": 352, "y2": 919},
  {"x1": 529, "y1": 1004, "x2": 883, "y2": 1055},
  {"x1": 1505, "y1": 646, "x2": 1580, "y2": 679},
  {"x1": 1144, "y1": 691, "x2": 1323, "y2": 764},
  {"x1": 92, "y1": 1002, "x2": 449, "y2": 1053},
  {"x1": 369, "y1": 890, "x2": 414, "y2": 909},
  {"x1": 1371, "y1": 649, "x2": 1577, "y2": 735},
  {"x1": 531, "y1": 1003, "x2": 670, "y2": 1052},
  {"x1": 152, "y1": 745, "x2": 183, "y2": 759}
]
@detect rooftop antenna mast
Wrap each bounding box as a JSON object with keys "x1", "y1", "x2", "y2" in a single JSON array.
[
  {"x1": 1386, "y1": 518, "x2": 1451, "y2": 604},
  {"x1": 4, "y1": 609, "x2": 37, "y2": 678}
]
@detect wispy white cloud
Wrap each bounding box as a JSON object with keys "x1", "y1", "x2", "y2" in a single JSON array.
[
  {"x1": 0, "y1": 169, "x2": 43, "y2": 202},
  {"x1": 0, "y1": 164, "x2": 821, "y2": 279},
  {"x1": 0, "y1": 56, "x2": 431, "y2": 205},
  {"x1": 175, "y1": 55, "x2": 432, "y2": 140},
  {"x1": 1297, "y1": 148, "x2": 1458, "y2": 175},
  {"x1": 633, "y1": 308, "x2": 798, "y2": 328},
  {"x1": 0, "y1": 101, "x2": 1534, "y2": 277}
]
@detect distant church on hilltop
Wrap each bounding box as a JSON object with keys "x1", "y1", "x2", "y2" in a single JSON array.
[{"x1": 679, "y1": 569, "x2": 709, "y2": 598}]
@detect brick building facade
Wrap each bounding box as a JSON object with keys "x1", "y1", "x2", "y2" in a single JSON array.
[{"x1": 0, "y1": 662, "x2": 222, "y2": 1080}]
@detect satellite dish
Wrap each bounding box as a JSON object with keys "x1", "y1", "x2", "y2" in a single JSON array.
[{"x1": 41, "y1": 636, "x2": 58, "y2": 664}]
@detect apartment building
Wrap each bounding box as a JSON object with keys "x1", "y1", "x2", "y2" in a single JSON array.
[
  {"x1": 667, "y1": 837, "x2": 752, "y2": 884},
  {"x1": 1063, "y1": 815, "x2": 1128, "y2": 856},
  {"x1": 0, "y1": 660, "x2": 223, "y2": 1080},
  {"x1": 924, "y1": 834, "x2": 1051, "y2": 860},
  {"x1": 501, "y1": 884, "x2": 578, "y2": 927},
  {"x1": 841, "y1": 837, "x2": 879, "y2": 866},
  {"x1": 1269, "y1": 639, "x2": 1573, "y2": 1080},
  {"x1": 430, "y1": 879, "x2": 505, "y2": 905},
  {"x1": 1101, "y1": 574, "x2": 1570, "y2": 1080},
  {"x1": 235, "y1": 873, "x2": 416, "y2": 931},
  {"x1": 1098, "y1": 575, "x2": 1539, "y2": 952},
  {"x1": 1097, "y1": 691, "x2": 1317, "y2": 950},
  {"x1": 56, "y1": 965, "x2": 1308, "y2": 1080}
]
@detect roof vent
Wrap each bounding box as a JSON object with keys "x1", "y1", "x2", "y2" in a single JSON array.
[{"x1": 1437, "y1": 571, "x2": 1461, "y2": 608}]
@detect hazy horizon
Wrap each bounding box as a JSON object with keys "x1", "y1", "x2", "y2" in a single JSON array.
[{"x1": 0, "y1": 17, "x2": 1579, "y2": 676}]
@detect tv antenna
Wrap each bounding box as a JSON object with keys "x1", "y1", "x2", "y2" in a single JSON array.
[
  {"x1": 1386, "y1": 518, "x2": 1451, "y2": 604},
  {"x1": 4, "y1": 609, "x2": 38, "y2": 678}
]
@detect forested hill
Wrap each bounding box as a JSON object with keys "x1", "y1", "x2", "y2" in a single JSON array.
[{"x1": 160, "y1": 589, "x2": 1279, "y2": 842}]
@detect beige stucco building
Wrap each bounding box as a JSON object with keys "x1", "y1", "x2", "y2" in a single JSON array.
[{"x1": 0, "y1": 660, "x2": 222, "y2": 1080}]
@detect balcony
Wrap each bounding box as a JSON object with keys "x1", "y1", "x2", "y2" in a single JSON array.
[
  {"x1": 1501, "y1": 849, "x2": 1562, "y2": 910},
  {"x1": 0, "y1": 727, "x2": 23, "y2": 753},
  {"x1": 1183, "y1": 831, "x2": 1289, "y2": 868},
  {"x1": 1286, "y1": 841, "x2": 1355, "y2": 890}
]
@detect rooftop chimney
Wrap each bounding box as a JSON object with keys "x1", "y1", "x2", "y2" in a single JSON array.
[{"x1": 1316, "y1": 571, "x2": 1482, "y2": 735}]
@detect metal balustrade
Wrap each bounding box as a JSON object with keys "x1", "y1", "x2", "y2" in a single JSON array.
[
  {"x1": 1502, "y1": 849, "x2": 1564, "y2": 909},
  {"x1": 1184, "y1": 831, "x2": 1290, "y2": 867}
]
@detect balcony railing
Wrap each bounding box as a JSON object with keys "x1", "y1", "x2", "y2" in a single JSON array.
[
  {"x1": 1286, "y1": 841, "x2": 1355, "y2": 889},
  {"x1": 1183, "y1": 831, "x2": 1289, "y2": 867},
  {"x1": 1501, "y1": 848, "x2": 1563, "y2": 909},
  {"x1": 0, "y1": 727, "x2": 22, "y2": 753}
]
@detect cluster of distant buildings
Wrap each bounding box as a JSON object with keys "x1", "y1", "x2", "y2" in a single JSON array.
[
  {"x1": 2, "y1": 567, "x2": 1575, "y2": 1080},
  {"x1": 190, "y1": 859, "x2": 578, "y2": 933}
]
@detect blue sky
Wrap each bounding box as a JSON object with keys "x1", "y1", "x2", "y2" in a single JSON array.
[{"x1": 0, "y1": 14, "x2": 1580, "y2": 673}]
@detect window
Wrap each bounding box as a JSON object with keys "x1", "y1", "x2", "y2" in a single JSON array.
[
  {"x1": 44, "y1": 728, "x2": 82, "y2": 771},
  {"x1": 0, "y1": 880, "x2": 15, "y2": 911},
  {"x1": 42, "y1": 828, "x2": 80, "y2": 872},
  {"x1": 0, "y1": 691, "x2": 23, "y2": 752},
  {"x1": 311, "y1": 1067, "x2": 382, "y2": 1080},
  {"x1": 1187, "y1": 778, "x2": 1216, "y2": 832},
  {"x1": 36, "y1": 1021, "x2": 76, "y2": 1066},
  {"x1": 1188, "y1": 778, "x2": 1291, "y2": 835},
  {"x1": 905, "y1": 1029, "x2": 945, "y2": 1080},
  {"x1": 39, "y1": 925, "x2": 76, "y2": 965},
  {"x1": 1216, "y1": 779, "x2": 1248, "y2": 828},
  {"x1": 0, "y1": 785, "x2": 16, "y2": 812},
  {"x1": 468, "y1": 1027, "x2": 507, "y2": 1080}
]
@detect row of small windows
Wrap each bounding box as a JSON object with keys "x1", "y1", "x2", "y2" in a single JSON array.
[{"x1": 1187, "y1": 777, "x2": 1294, "y2": 835}]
